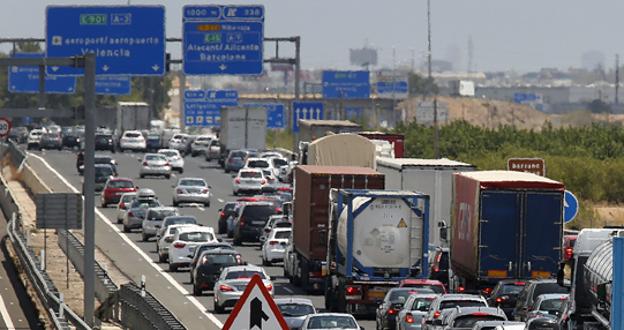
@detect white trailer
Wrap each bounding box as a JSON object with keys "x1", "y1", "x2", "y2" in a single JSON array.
[
  {"x1": 376, "y1": 157, "x2": 475, "y2": 248},
  {"x1": 219, "y1": 106, "x2": 267, "y2": 151}
]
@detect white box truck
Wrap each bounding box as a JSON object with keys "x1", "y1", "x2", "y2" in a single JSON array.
[
  {"x1": 116, "y1": 102, "x2": 151, "y2": 133},
  {"x1": 219, "y1": 107, "x2": 267, "y2": 163},
  {"x1": 376, "y1": 157, "x2": 475, "y2": 248}
]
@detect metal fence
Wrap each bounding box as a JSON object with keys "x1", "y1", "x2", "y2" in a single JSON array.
[{"x1": 118, "y1": 283, "x2": 185, "y2": 330}]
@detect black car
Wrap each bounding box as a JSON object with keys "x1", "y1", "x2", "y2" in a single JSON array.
[
  {"x1": 189, "y1": 242, "x2": 236, "y2": 272},
  {"x1": 233, "y1": 202, "x2": 277, "y2": 245},
  {"x1": 95, "y1": 134, "x2": 116, "y2": 152},
  {"x1": 487, "y1": 280, "x2": 528, "y2": 319},
  {"x1": 376, "y1": 288, "x2": 435, "y2": 330},
  {"x1": 8, "y1": 126, "x2": 29, "y2": 143},
  {"x1": 40, "y1": 133, "x2": 63, "y2": 150},
  {"x1": 62, "y1": 129, "x2": 82, "y2": 149},
  {"x1": 191, "y1": 248, "x2": 242, "y2": 296},
  {"x1": 78, "y1": 155, "x2": 118, "y2": 176},
  {"x1": 218, "y1": 202, "x2": 239, "y2": 234},
  {"x1": 514, "y1": 279, "x2": 569, "y2": 322},
  {"x1": 146, "y1": 134, "x2": 161, "y2": 152},
  {"x1": 94, "y1": 164, "x2": 116, "y2": 192}
]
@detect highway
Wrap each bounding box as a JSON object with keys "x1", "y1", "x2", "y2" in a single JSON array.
[{"x1": 27, "y1": 149, "x2": 378, "y2": 330}]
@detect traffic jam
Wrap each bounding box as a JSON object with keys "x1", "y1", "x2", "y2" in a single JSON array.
[{"x1": 9, "y1": 115, "x2": 610, "y2": 330}]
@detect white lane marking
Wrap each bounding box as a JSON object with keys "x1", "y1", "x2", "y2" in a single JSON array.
[
  {"x1": 217, "y1": 198, "x2": 224, "y2": 203},
  {"x1": 197, "y1": 207, "x2": 205, "y2": 212},
  {"x1": 27, "y1": 152, "x2": 224, "y2": 328},
  {"x1": 283, "y1": 287, "x2": 294, "y2": 294},
  {"x1": 0, "y1": 291, "x2": 15, "y2": 329}
]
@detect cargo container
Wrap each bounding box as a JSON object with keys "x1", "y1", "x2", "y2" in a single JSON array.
[
  {"x1": 451, "y1": 171, "x2": 564, "y2": 293},
  {"x1": 325, "y1": 189, "x2": 430, "y2": 315},
  {"x1": 116, "y1": 102, "x2": 151, "y2": 133},
  {"x1": 286, "y1": 165, "x2": 384, "y2": 292},
  {"x1": 357, "y1": 131, "x2": 405, "y2": 158},
  {"x1": 377, "y1": 157, "x2": 475, "y2": 248},
  {"x1": 306, "y1": 133, "x2": 376, "y2": 168}
]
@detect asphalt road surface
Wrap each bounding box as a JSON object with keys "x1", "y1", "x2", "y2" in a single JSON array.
[{"x1": 27, "y1": 149, "x2": 377, "y2": 330}]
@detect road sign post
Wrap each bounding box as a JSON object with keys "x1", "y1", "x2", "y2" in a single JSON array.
[
  {"x1": 95, "y1": 76, "x2": 131, "y2": 95},
  {"x1": 184, "y1": 90, "x2": 238, "y2": 127},
  {"x1": 507, "y1": 158, "x2": 546, "y2": 176},
  {"x1": 46, "y1": 6, "x2": 166, "y2": 76},
  {"x1": 292, "y1": 101, "x2": 324, "y2": 133},
  {"x1": 183, "y1": 5, "x2": 264, "y2": 75},
  {"x1": 9, "y1": 53, "x2": 76, "y2": 94},
  {"x1": 563, "y1": 190, "x2": 579, "y2": 224},
  {"x1": 376, "y1": 81, "x2": 408, "y2": 99}
]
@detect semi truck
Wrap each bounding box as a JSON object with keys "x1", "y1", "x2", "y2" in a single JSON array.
[
  {"x1": 324, "y1": 189, "x2": 430, "y2": 315},
  {"x1": 377, "y1": 157, "x2": 475, "y2": 248},
  {"x1": 357, "y1": 131, "x2": 405, "y2": 158},
  {"x1": 557, "y1": 229, "x2": 623, "y2": 329},
  {"x1": 116, "y1": 102, "x2": 151, "y2": 133},
  {"x1": 286, "y1": 165, "x2": 385, "y2": 292},
  {"x1": 218, "y1": 107, "x2": 267, "y2": 165},
  {"x1": 451, "y1": 171, "x2": 564, "y2": 294}
]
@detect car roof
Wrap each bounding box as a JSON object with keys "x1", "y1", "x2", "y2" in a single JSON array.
[
  {"x1": 401, "y1": 279, "x2": 444, "y2": 285},
  {"x1": 108, "y1": 177, "x2": 132, "y2": 182},
  {"x1": 247, "y1": 157, "x2": 268, "y2": 162},
  {"x1": 536, "y1": 293, "x2": 569, "y2": 301},
  {"x1": 178, "y1": 177, "x2": 205, "y2": 182},
  {"x1": 448, "y1": 306, "x2": 505, "y2": 317},
  {"x1": 223, "y1": 265, "x2": 264, "y2": 272},
  {"x1": 94, "y1": 164, "x2": 113, "y2": 168},
  {"x1": 200, "y1": 248, "x2": 238, "y2": 256},
  {"x1": 144, "y1": 153, "x2": 165, "y2": 157},
  {"x1": 272, "y1": 227, "x2": 292, "y2": 232},
  {"x1": 274, "y1": 298, "x2": 315, "y2": 305},
  {"x1": 164, "y1": 215, "x2": 197, "y2": 221},
  {"x1": 147, "y1": 206, "x2": 176, "y2": 211},
  {"x1": 177, "y1": 226, "x2": 214, "y2": 234},
  {"x1": 158, "y1": 149, "x2": 179, "y2": 153}
]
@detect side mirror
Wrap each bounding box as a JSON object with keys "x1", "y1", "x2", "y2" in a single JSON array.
[
  {"x1": 597, "y1": 283, "x2": 608, "y2": 301},
  {"x1": 187, "y1": 254, "x2": 193, "y2": 258},
  {"x1": 135, "y1": 186, "x2": 139, "y2": 189},
  {"x1": 208, "y1": 185, "x2": 212, "y2": 189}
]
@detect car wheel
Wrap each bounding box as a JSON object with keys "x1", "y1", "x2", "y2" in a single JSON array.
[
  {"x1": 169, "y1": 264, "x2": 178, "y2": 272},
  {"x1": 193, "y1": 284, "x2": 202, "y2": 296},
  {"x1": 117, "y1": 218, "x2": 122, "y2": 224},
  {"x1": 204, "y1": 202, "x2": 210, "y2": 208},
  {"x1": 227, "y1": 230, "x2": 233, "y2": 239},
  {"x1": 100, "y1": 201, "x2": 107, "y2": 208},
  {"x1": 179, "y1": 168, "x2": 184, "y2": 174},
  {"x1": 165, "y1": 174, "x2": 171, "y2": 179},
  {"x1": 233, "y1": 191, "x2": 238, "y2": 196},
  {"x1": 122, "y1": 225, "x2": 130, "y2": 233},
  {"x1": 158, "y1": 253, "x2": 166, "y2": 263},
  {"x1": 172, "y1": 200, "x2": 178, "y2": 207},
  {"x1": 214, "y1": 299, "x2": 225, "y2": 313},
  {"x1": 233, "y1": 237, "x2": 241, "y2": 246},
  {"x1": 141, "y1": 233, "x2": 148, "y2": 242},
  {"x1": 139, "y1": 174, "x2": 145, "y2": 179}
]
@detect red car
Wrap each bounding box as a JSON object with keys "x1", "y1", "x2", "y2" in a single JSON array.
[
  {"x1": 398, "y1": 278, "x2": 447, "y2": 294},
  {"x1": 100, "y1": 178, "x2": 137, "y2": 207}
]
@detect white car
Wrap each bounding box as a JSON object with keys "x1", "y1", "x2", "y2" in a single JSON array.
[
  {"x1": 213, "y1": 265, "x2": 273, "y2": 313},
  {"x1": 300, "y1": 313, "x2": 361, "y2": 330},
  {"x1": 158, "y1": 149, "x2": 184, "y2": 173},
  {"x1": 27, "y1": 129, "x2": 44, "y2": 149},
  {"x1": 139, "y1": 153, "x2": 172, "y2": 179},
  {"x1": 172, "y1": 177, "x2": 211, "y2": 207},
  {"x1": 260, "y1": 215, "x2": 289, "y2": 243},
  {"x1": 244, "y1": 157, "x2": 271, "y2": 170},
  {"x1": 261, "y1": 227, "x2": 291, "y2": 265},
  {"x1": 141, "y1": 206, "x2": 178, "y2": 242},
  {"x1": 268, "y1": 157, "x2": 289, "y2": 177},
  {"x1": 259, "y1": 151, "x2": 282, "y2": 159},
  {"x1": 116, "y1": 192, "x2": 137, "y2": 224},
  {"x1": 168, "y1": 226, "x2": 217, "y2": 272},
  {"x1": 157, "y1": 223, "x2": 198, "y2": 263},
  {"x1": 233, "y1": 168, "x2": 268, "y2": 195},
  {"x1": 168, "y1": 134, "x2": 188, "y2": 153},
  {"x1": 190, "y1": 135, "x2": 214, "y2": 157},
  {"x1": 119, "y1": 130, "x2": 146, "y2": 152},
  {"x1": 260, "y1": 169, "x2": 279, "y2": 192}
]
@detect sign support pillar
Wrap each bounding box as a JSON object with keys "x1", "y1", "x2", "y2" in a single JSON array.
[
  {"x1": 179, "y1": 72, "x2": 186, "y2": 130},
  {"x1": 83, "y1": 53, "x2": 96, "y2": 327},
  {"x1": 38, "y1": 65, "x2": 46, "y2": 109}
]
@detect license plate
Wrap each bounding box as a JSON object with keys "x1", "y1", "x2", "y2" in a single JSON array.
[
  {"x1": 252, "y1": 221, "x2": 265, "y2": 225},
  {"x1": 368, "y1": 290, "x2": 386, "y2": 299}
]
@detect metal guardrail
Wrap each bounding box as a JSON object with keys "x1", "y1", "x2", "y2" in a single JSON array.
[{"x1": 118, "y1": 283, "x2": 185, "y2": 330}]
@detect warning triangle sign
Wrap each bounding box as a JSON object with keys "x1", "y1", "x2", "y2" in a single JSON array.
[
  {"x1": 397, "y1": 218, "x2": 408, "y2": 228},
  {"x1": 222, "y1": 274, "x2": 289, "y2": 330}
]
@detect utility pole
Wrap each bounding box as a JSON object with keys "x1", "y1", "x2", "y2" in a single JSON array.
[
  {"x1": 615, "y1": 54, "x2": 620, "y2": 106},
  {"x1": 427, "y1": 0, "x2": 440, "y2": 158},
  {"x1": 392, "y1": 46, "x2": 397, "y2": 126}
]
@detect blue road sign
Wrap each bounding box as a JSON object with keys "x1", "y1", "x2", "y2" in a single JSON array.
[
  {"x1": 345, "y1": 106, "x2": 364, "y2": 121},
  {"x1": 183, "y1": 5, "x2": 264, "y2": 75},
  {"x1": 563, "y1": 190, "x2": 579, "y2": 223},
  {"x1": 292, "y1": 101, "x2": 324, "y2": 132},
  {"x1": 244, "y1": 103, "x2": 285, "y2": 129},
  {"x1": 8, "y1": 53, "x2": 76, "y2": 94},
  {"x1": 376, "y1": 81, "x2": 408, "y2": 98},
  {"x1": 96, "y1": 76, "x2": 131, "y2": 95},
  {"x1": 46, "y1": 6, "x2": 166, "y2": 76},
  {"x1": 513, "y1": 92, "x2": 538, "y2": 104},
  {"x1": 322, "y1": 70, "x2": 370, "y2": 99},
  {"x1": 184, "y1": 90, "x2": 238, "y2": 127}
]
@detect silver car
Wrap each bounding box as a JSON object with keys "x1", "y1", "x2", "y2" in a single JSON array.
[
  {"x1": 141, "y1": 207, "x2": 179, "y2": 242},
  {"x1": 116, "y1": 192, "x2": 137, "y2": 224},
  {"x1": 157, "y1": 223, "x2": 198, "y2": 263},
  {"x1": 233, "y1": 168, "x2": 267, "y2": 195},
  {"x1": 158, "y1": 149, "x2": 185, "y2": 173},
  {"x1": 172, "y1": 177, "x2": 211, "y2": 207},
  {"x1": 122, "y1": 198, "x2": 161, "y2": 233},
  {"x1": 396, "y1": 293, "x2": 440, "y2": 330},
  {"x1": 190, "y1": 135, "x2": 213, "y2": 157},
  {"x1": 300, "y1": 313, "x2": 361, "y2": 330},
  {"x1": 275, "y1": 298, "x2": 316, "y2": 330},
  {"x1": 139, "y1": 153, "x2": 172, "y2": 179},
  {"x1": 213, "y1": 265, "x2": 273, "y2": 313}
]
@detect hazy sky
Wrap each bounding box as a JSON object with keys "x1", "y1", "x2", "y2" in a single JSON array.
[{"x1": 1, "y1": 0, "x2": 623, "y2": 72}]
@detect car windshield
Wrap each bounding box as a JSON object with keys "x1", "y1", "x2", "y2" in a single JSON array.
[
  {"x1": 540, "y1": 298, "x2": 566, "y2": 312},
  {"x1": 224, "y1": 203, "x2": 236, "y2": 212},
  {"x1": 230, "y1": 151, "x2": 246, "y2": 158},
  {"x1": 179, "y1": 232, "x2": 213, "y2": 242},
  {"x1": 307, "y1": 316, "x2": 357, "y2": 329},
  {"x1": 272, "y1": 158, "x2": 288, "y2": 167},
  {"x1": 108, "y1": 180, "x2": 134, "y2": 189},
  {"x1": 203, "y1": 254, "x2": 237, "y2": 265},
  {"x1": 96, "y1": 135, "x2": 112, "y2": 140},
  {"x1": 453, "y1": 315, "x2": 505, "y2": 328},
  {"x1": 147, "y1": 209, "x2": 177, "y2": 220},
  {"x1": 274, "y1": 231, "x2": 291, "y2": 239},
  {"x1": 180, "y1": 179, "x2": 206, "y2": 187},
  {"x1": 95, "y1": 157, "x2": 112, "y2": 164},
  {"x1": 121, "y1": 194, "x2": 136, "y2": 203},
  {"x1": 532, "y1": 283, "x2": 569, "y2": 299},
  {"x1": 411, "y1": 297, "x2": 435, "y2": 311},
  {"x1": 403, "y1": 283, "x2": 445, "y2": 294},
  {"x1": 501, "y1": 284, "x2": 525, "y2": 294},
  {"x1": 389, "y1": 289, "x2": 428, "y2": 304},
  {"x1": 277, "y1": 303, "x2": 315, "y2": 317},
  {"x1": 240, "y1": 171, "x2": 262, "y2": 178},
  {"x1": 225, "y1": 270, "x2": 265, "y2": 280},
  {"x1": 43, "y1": 133, "x2": 58, "y2": 139},
  {"x1": 125, "y1": 133, "x2": 141, "y2": 138},
  {"x1": 146, "y1": 155, "x2": 165, "y2": 161},
  {"x1": 159, "y1": 151, "x2": 178, "y2": 158},
  {"x1": 248, "y1": 160, "x2": 269, "y2": 168},
  {"x1": 440, "y1": 300, "x2": 486, "y2": 310},
  {"x1": 165, "y1": 217, "x2": 197, "y2": 226},
  {"x1": 95, "y1": 166, "x2": 113, "y2": 176}
]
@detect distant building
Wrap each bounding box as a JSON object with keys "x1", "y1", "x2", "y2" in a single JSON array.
[{"x1": 581, "y1": 51, "x2": 606, "y2": 71}]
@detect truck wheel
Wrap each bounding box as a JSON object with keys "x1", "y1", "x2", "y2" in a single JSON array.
[{"x1": 193, "y1": 284, "x2": 202, "y2": 296}]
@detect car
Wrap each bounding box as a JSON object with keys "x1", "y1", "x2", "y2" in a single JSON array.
[
  {"x1": 429, "y1": 247, "x2": 451, "y2": 289},
  {"x1": 39, "y1": 132, "x2": 63, "y2": 150},
  {"x1": 157, "y1": 224, "x2": 198, "y2": 263},
  {"x1": 513, "y1": 280, "x2": 568, "y2": 322},
  {"x1": 261, "y1": 227, "x2": 291, "y2": 265},
  {"x1": 224, "y1": 150, "x2": 248, "y2": 173},
  {"x1": 396, "y1": 293, "x2": 440, "y2": 330},
  {"x1": 168, "y1": 226, "x2": 217, "y2": 272},
  {"x1": 116, "y1": 192, "x2": 137, "y2": 224},
  {"x1": 146, "y1": 133, "x2": 162, "y2": 152},
  {"x1": 524, "y1": 294, "x2": 568, "y2": 329},
  {"x1": 213, "y1": 265, "x2": 273, "y2": 313},
  {"x1": 233, "y1": 168, "x2": 269, "y2": 195},
  {"x1": 260, "y1": 169, "x2": 279, "y2": 193},
  {"x1": 259, "y1": 151, "x2": 283, "y2": 159},
  {"x1": 191, "y1": 248, "x2": 242, "y2": 296},
  {"x1": 158, "y1": 149, "x2": 185, "y2": 173},
  {"x1": 45, "y1": 125, "x2": 61, "y2": 135},
  {"x1": 563, "y1": 234, "x2": 577, "y2": 263},
  {"x1": 9, "y1": 126, "x2": 29, "y2": 144},
  {"x1": 439, "y1": 307, "x2": 507, "y2": 330},
  {"x1": 188, "y1": 242, "x2": 236, "y2": 272},
  {"x1": 399, "y1": 279, "x2": 447, "y2": 294},
  {"x1": 100, "y1": 177, "x2": 137, "y2": 207},
  {"x1": 168, "y1": 133, "x2": 188, "y2": 154},
  {"x1": 156, "y1": 215, "x2": 199, "y2": 246},
  {"x1": 122, "y1": 197, "x2": 162, "y2": 233},
  {"x1": 244, "y1": 157, "x2": 271, "y2": 171},
  {"x1": 139, "y1": 153, "x2": 172, "y2": 179},
  {"x1": 27, "y1": 129, "x2": 45, "y2": 149},
  {"x1": 190, "y1": 135, "x2": 213, "y2": 157},
  {"x1": 93, "y1": 164, "x2": 116, "y2": 192},
  {"x1": 217, "y1": 202, "x2": 239, "y2": 234},
  {"x1": 423, "y1": 294, "x2": 489, "y2": 330},
  {"x1": 267, "y1": 156, "x2": 289, "y2": 177},
  {"x1": 486, "y1": 280, "x2": 527, "y2": 319},
  {"x1": 95, "y1": 133, "x2": 116, "y2": 152},
  {"x1": 471, "y1": 321, "x2": 526, "y2": 330},
  {"x1": 78, "y1": 155, "x2": 118, "y2": 176},
  {"x1": 172, "y1": 177, "x2": 211, "y2": 207},
  {"x1": 204, "y1": 139, "x2": 221, "y2": 161},
  {"x1": 300, "y1": 313, "x2": 361, "y2": 330},
  {"x1": 62, "y1": 128, "x2": 82, "y2": 149},
  {"x1": 376, "y1": 288, "x2": 436, "y2": 330},
  {"x1": 119, "y1": 130, "x2": 146, "y2": 152},
  {"x1": 141, "y1": 207, "x2": 179, "y2": 242},
  {"x1": 275, "y1": 298, "x2": 317, "y2": 330},
  {"x1": 232, "y1": 202, "x2": 278, "y2": 245},
  {"x1": 260, "y1": 215, "x2": 289, "y2": 243}
]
